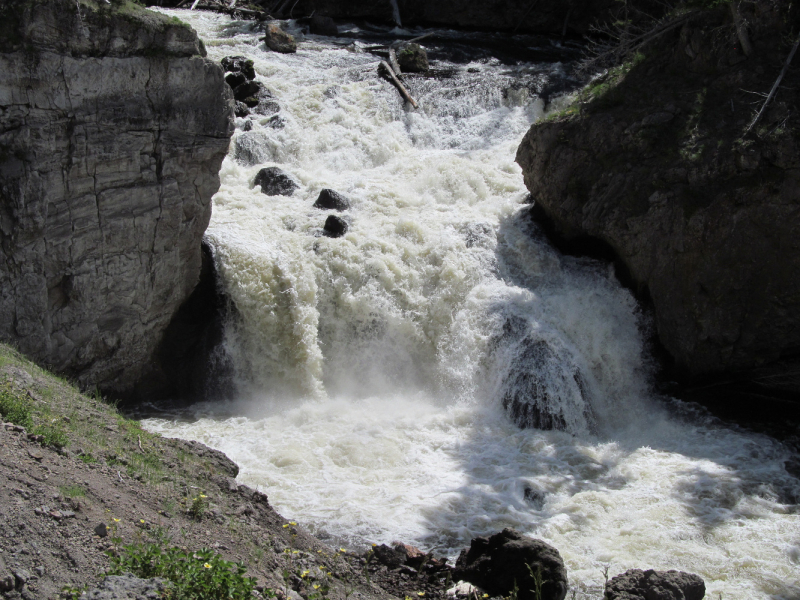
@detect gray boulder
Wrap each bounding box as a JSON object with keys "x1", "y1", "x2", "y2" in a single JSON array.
[
  {"x1": 254, "y1": 167, "x2": 299, "y2": 196},
  {"x1": 262, "y1": 22, "x2": 297, "y2": 53},
  {"x1": 314, "y1": 189, "x2": 351, "y2": 211},
  {"x1": 397, "y1": 43, "x2": 429, "y2": 72},
  {"x1": 455, "y1": 529, "x2": 568, "y2": 600},
  {"x1": 605, "y1": 569, "x2": 705, "y2": 600}
]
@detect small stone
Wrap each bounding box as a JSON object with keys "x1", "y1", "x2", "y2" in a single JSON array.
[
  {"x1": 27, "y1": 448, "x2": 43, "y2": 461},
  {"x1": 397, "y1": 43, "x2": 429, "y2": 73},
  {"x1": 309, "y1": 15, "x2": 338, "y2": 36},
  {"x1": 234, "y1": 102, "x2": 250, "y2": 118},
  {"x1": 262, "y1": 22, "x2": 297, "y2": 53},
  {"x1": 253, "y1": 167, "x2": 299, "y2": 197},
  {"x1": 33, "y1": 567, "x2": 44, "y2": 578},
  {"x1": 266, "y1": 115, "x2": 286, "y2": 129},
  {"x1": 314, "y1": 189, "x2": 350, "y2": 211},
  {"x1": 323, "y1": 215, "x2": 348, "y2": 238}
]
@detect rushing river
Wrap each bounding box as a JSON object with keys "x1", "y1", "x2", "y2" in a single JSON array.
[{"x1": 143, "y1": 10, "x2": 800, "y2": 599}]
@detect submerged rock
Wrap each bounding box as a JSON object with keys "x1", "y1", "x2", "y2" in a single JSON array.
[
  {"x1": 263, "y1": 22, "x2": 297, "y2": 53},
  {"x1": 605, "y1": 569, "x2": 705, "y2": 600},
  {"x1": 254, "y1": 167, "x2": 299, "y2": 196},
  {"x1": 323, "y1": 215, "x2": 348, "y2": 237},
  {"x1": 221, "y1": 55, "x2": 256, "y2": 80},
  {"x1": 313, "y1": 189, "x2": 351, "y2": 211},
  {"x1": 397, "y1": 43, "x2": 429, "y2": 72},
  {"x1": 309, "y1": 15, "x2": 338, "y2": 36},
  {"x1": 455, "y1": 529, "x2": 568, "y2": 600}
]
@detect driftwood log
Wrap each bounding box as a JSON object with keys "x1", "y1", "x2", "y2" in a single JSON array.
[{"x1": 378, "y1": 61, "x2": 418, "y2": 109}]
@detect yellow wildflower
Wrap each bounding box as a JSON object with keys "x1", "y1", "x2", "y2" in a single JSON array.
[{"x1": 203, "y1": 563, "x2": 212, "y2": 569}]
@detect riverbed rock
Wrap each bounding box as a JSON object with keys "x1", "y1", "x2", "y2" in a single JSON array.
[
  {"x1": 515, "y1": 3, "x2": 800, "y2": 400},
  {"x1": 0, "y1": 0, "x2": 234, "y2": 396},
  {"x1": 233, "y1": 80, "x2": 263, "y2": 102},
  {"x1": 309, "y1": 15, "x2": 338, "y2": 36},
  {"x1": 221, "y1": 55, "x2": 256, "y2": 80},
  {"x1": 605, "y1": 569, "x2": 705, "y2": 600},
  {"x1": 397, "y1": 43, "x2": 429, "y2": 73},
  {"x1": 314, "y1": 189, "x2": 351, "y2": 211},
  {"x1": 226, "y1": 71, "x2": 248, "y2": 90},
  {"x1": 323, "y1": 215, "x2": 348, "y2": 237},
  {"x1": 262, "y1": 22, "x2": 297, "y2": 53},
  {"x1": 254, "y1": 167, "x2": 299, "y2": 196},
  {"x1": 455, "y1": 529, "x2": 568, "y2": 600}
]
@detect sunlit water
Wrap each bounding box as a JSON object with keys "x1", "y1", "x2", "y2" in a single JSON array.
[{"x1": 144, "y1": 10, "x2": 800, "y2": 599}]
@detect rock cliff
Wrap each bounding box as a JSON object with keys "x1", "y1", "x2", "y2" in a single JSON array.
[
  {"x1": 0, "y1": 0, "x2": 234, "y2": 395},
  {"x1": 516, "y1": 2, "x2": 800, "y2": 395}
]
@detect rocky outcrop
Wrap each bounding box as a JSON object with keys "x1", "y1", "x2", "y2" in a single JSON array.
[
  {"x1": 605, "y1": 569, "x2": 705, "y2": 600},
  {"x1": 0, "y1": 0, "x2": 234, "y2": 395},
  {"x1": 516, "y1": 2, "x2": 800, "y2": 389},
  {"x1": 455, "y1": 529, "x2": 568, "y2": 600}
]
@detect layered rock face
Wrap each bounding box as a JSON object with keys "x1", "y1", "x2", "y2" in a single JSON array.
[
  {"x1": 516, "y1": 2, "x2": 800, "y2": 382},
  {"x1": 0, "y1": 0, "x2": 233, "y2": 394}
]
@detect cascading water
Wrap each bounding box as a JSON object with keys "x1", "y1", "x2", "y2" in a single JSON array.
[{"x1": 144, "y1": 11, "x2": 800, "y2": 599}]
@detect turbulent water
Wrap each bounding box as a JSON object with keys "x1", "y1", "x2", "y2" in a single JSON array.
[{"x1": 144, "y1": 10, "x2": 800, "y2": 599}]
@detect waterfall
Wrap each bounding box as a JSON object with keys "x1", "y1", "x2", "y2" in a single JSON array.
[
  {"x1": 144, "y1": 10, "x2": 800, "y2": 600},
  {"x1": 389, "y1": 0, "x2": 402, "y2": 27}
]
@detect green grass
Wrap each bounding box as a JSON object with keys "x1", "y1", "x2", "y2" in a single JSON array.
[
  {"x1": 108, "y1": 544, "x2": 258, "y2": 600},
  {"x1": 60, "y1": 484, "x2": 87, "y2": 499},
  {"x1": 0, "y1": 381, "x2": 33, "y2": 428}
]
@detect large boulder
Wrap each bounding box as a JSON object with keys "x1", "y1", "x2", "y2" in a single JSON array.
[
  {"x1": 254, "y1": 167, "x2": 299, "y2": 196},
  {"x1": 396, "y1": 43, "x2": 429, "y2": 73},
  {"x1": 515, "y1": 3, "x2": 800, "y2": 400},
  {"x1": 262, "y1": 22, "x2": 297, "y2": 53},
  {"x1": 323, "y1": 215, "x2": 348, "y2": 237},
  {"x1": 0, "y1": 0, "x2": 233, "y2": 396},
  {"x1": 605, "y1": 569, "x2": 705, "y2": 600},
  {"x1": 221, "y1": 55, "x2": 256, "y2": 80},
  {"x1": 455, "y1": 529, "x2": 568, "y2": 600},
  {"x1": 314, "y1": 189, "x2": 351, "y2": 211}
]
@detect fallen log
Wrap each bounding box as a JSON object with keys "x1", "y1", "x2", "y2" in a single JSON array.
[
  {"x1": 378, "y1": 61, "x2": 418, "y2": 109},
  {"x1": 389, "y1": 48, "x2": 404, "y2": 81}
]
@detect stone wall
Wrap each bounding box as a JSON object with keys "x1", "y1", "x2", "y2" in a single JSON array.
[{"x1": 0, "y1": 0, "x2": 234, "y2": 395}]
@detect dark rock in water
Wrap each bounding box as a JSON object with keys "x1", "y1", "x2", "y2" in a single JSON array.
[
  {"x1": 221, "y1": 55, "x2": 256, "y2": 80},
  {"x1": 455, "y1": 529, "x2": 568, "y2": 600},
  {"x1": 233, "y1": 80, "x2": 262, "y2": 102},
  {"x1": 266, "y1": 115, "x2": 286, "y2": 129},
  {"x1": 254, "y1": 167, "x2": 299, "y2": 196},
  {"x1": 243, "y1": 119, "x2": 254, "y2": 132},
  {"x1": 323, "y1": 215, "x2": 348, "y2": 237},
  {"x1": 309, "y1": 15, "x2": 338, "y2": 36},
  {"x1": 83, "y1": 573, "x2": 171, "y2": 600},
  {"x1": 225, "y1": 71, "x2": 247, "y2": 90},
  {"x1": 234, "y1": 101, "x2": 250, "y2": 118},
  {"x1": 262, "y1": 22, "x2": 297, "y2": 53},
  {"x1": 253, "y1": 100, "x2": 281, "y2": 117},
  {"x1": 234, "y1": 130, "x2": 271, "y2": 166},
  {"x1": 397, "y1": 43, "x2": 429, "y2": 72},
  {"x1": 314, "y1": 189, "x2": 350, "y2": 211},
  {"x1": 497, "y1": 317, "x2": 592, "y2": 431},
  {"x1": 605, "y1": 569, "x2": 705, "y2": 600}
]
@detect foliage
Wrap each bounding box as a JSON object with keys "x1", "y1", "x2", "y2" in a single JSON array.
[
  {"x1": 59, "y1": 484, "x2": 86, "y2": 498},
  {"x1": 108, "y1": 544, "x2": 257, "y2": 600},
  {"x1": 0, "y1": 381, "x2": 33, "y2": 428}
]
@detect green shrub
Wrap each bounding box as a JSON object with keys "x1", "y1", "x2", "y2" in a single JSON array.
[
  {"x1": 108, "y1": 544, "x2": 257, "y2": 600},
  {"x1": 33, "y1": 423, "x2": 69, "y2": 449},
  {"x1": 0, "y1": 382, "x2": 33, "y2": 428}
]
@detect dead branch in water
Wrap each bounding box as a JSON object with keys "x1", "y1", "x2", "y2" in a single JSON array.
[{"x1": 378, "y1": 61, "x2": 418, "y2": 108}]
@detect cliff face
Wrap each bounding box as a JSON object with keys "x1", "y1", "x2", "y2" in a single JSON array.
[
  {"x1": 516, "y1": 2, "x2": 800, "y2": 381},
  {"x1": 0, "y1": 0, "x2": 234, "y2": 395}
]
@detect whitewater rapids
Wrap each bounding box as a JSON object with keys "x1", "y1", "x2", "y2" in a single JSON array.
[{"x1": 143, "y1": 10, "x2": 800, "y2": 599}]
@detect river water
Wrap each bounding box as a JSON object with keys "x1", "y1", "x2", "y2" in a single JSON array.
[{"x1": 143, "y1": 10, "x2": 800, "y2": 599}]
